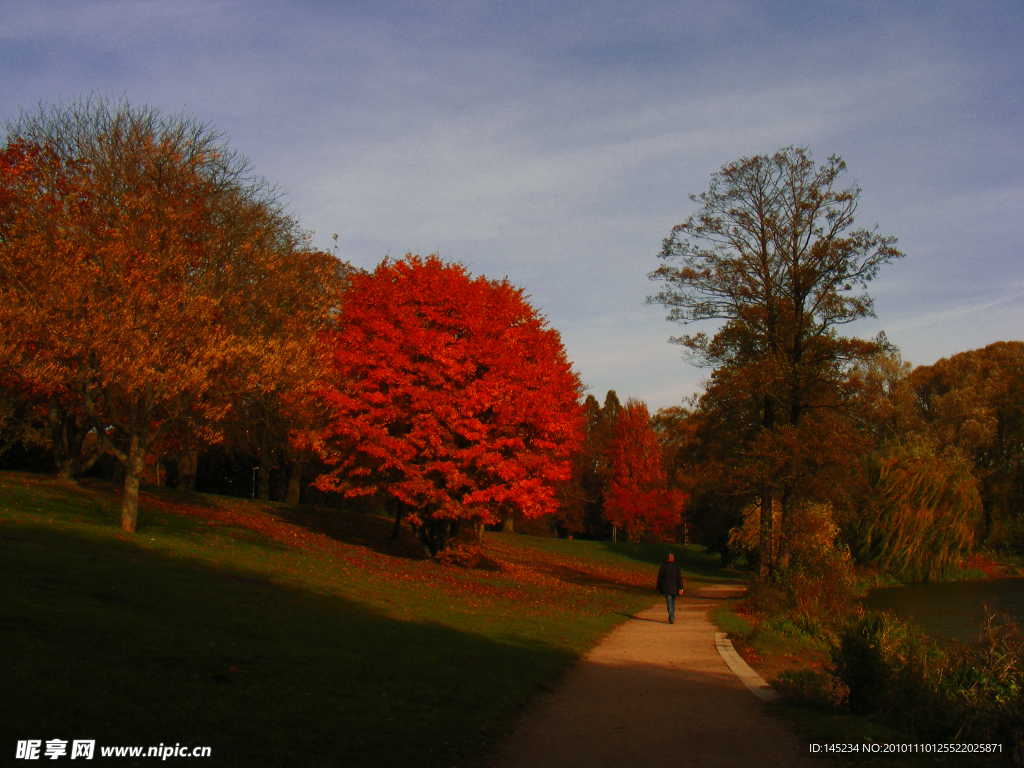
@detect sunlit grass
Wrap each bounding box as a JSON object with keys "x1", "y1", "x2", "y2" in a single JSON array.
[{"x1": 1, "y1": 470, "x2": 737, "y2": 767}]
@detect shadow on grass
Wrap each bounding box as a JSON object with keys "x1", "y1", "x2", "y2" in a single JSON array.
[
  {"x1": 0, "y1": 473, "x2": 737, "y2": 598},
  {"x1": 508, "y1": 558, "x2": 650, "y2": 594},
  {"x1": 273, "y1": 503, "x2": 428, "y2": 561},
  {"x1": 0, "y1": 524, "x2": 573, "y2": 768},
  {"x1": 119, "y1": 480, "x2": 220, "y2": 509},
  {"x1": 0, "y1": 473, "x2": 416, "y2": 560},
  {"x1": 1, "y1": 471, "x2": 222, "y2": 537}
]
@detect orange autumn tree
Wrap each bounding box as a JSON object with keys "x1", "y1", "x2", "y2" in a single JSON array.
[
  {"x1": 0, "y1": 98, "x2": 339, "y2": 532},
  {"x1": 307, "y1": 254, "x2": 584, "y2": 555},
  {"x1": 604, "y1": 398, "x2": 685, "y2": 542}
]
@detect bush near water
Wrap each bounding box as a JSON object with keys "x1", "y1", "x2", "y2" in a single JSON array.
[
  {"x1": 835, "y1": 612, "x2": 1024, "y2": 761},
  {"x1": 738, "y1": 537, "x2": 1024, "y2": 763},
  {"x1": 722, "y1": 495, "x2": 1024, "y2": 762}
]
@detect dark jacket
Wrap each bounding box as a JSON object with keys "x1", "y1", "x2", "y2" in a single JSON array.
[{"x1": 656, "y1": 562, "x2": 682, "y2": 596}]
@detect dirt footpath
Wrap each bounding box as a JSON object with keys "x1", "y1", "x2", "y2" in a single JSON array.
[{"x1": 492, "y1": 584, "x2": 812, "y2": 768}]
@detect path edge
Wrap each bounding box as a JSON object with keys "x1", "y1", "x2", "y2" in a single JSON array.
[{"x1": 714, "y1": 632, "x2": 783, "y2": 704}]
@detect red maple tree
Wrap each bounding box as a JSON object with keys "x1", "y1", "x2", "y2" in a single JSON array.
[
  {"x1": 306, "y1": 254, "x2": 584, "y2": 554},
  {"x1": 604, "y1": 398, "x2": 686, "y2": 541}
]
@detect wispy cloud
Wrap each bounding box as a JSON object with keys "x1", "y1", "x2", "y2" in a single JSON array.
[{"x1": 2, "y1": 0, "x2": 1020, "y2": 408}]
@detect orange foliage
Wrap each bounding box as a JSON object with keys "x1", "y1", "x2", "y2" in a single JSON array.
[{"x1": 0, "y1": 102, "x2": 337, "y2": 531}]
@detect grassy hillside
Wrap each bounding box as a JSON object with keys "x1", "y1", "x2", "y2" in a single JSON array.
[{"x1": 0, "y1": 471, "x2": 739, "y2": 766}]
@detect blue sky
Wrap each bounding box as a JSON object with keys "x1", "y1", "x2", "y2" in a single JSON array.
[{"x1": 2, "y1": 0, "x2": 1021, "y2": 409}]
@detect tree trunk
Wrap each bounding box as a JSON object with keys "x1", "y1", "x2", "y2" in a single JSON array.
[
  {"x1": 284, "y1": 459, "x2": 303, "y2": 505},
  {"x1": 391, "y1": 500, "x2": 405, "y2": 540},
  {"x1": 76, "y1": 441, "x2": 104, "y2": 477},
  {"x1": 257, "y1": 445, "x2": 271, "y2": 502},
  {"x1": 758, "y1": 488, "x2": 773, "y2": 581},
  {"x1": 502, "y1": 516, "x2": 514, "y2": 533},
  {"x1": 57, "y1": 440, "x2": 104, "y2": 483},
  {"x1": 121, "y1": 434, "x2": 146, "y2": 533},
  {"x1": 49, "y1": 403, "x2": 71, "y2": 479},
  {"x1": 612, "y1": 524, "x2": 617, "y2": 543},
  {"x1": 758, "y1": 394, "x2": 776, "y2": 581},
  {"x1": 50, "y1": 405, "x2": 93, "y2": 483},
  {"x1": 176, "y1": 451, "x2": 198, "y2": 491},
  {"x1": 775, "y1": 484, "x2": 794, "y2": 572},
  {"x1": 418, "y1": 518, "x2": 453, "y2": 556}
]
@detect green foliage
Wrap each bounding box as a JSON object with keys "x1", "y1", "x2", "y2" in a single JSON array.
[
  {"x1": 732, "y1": 502, "x2": 846, "y2": 571},
  {"x1": 911, "y1": 342, "x2": 1024, "y2": 548},
  {"x1": 988, "y1": 517, "x2": 1024, "y2": 553},
  {"x1": 712, "y1": 599, "x2": 1006, "y2": 767},
  {"x1": 850, "y1": 442, "x2": 982, "y2": 581},
  {"x1": 833, "y1": 613, "x2": 941, "y2": 718},
  {"x1": 741, "y1": 503, "x2": 862, "y2": 642},
  {"x1": 773, "y1": 668, "x2": 845, "y2": 709},
  {"x1": 857, "y1": 341, "x2": 1024, "y2": 557},
  {"x1": 709, "y1": 600, "x2": 842, "y2": 711},
  {"x1": 746, "y1": 557, "x2": 859, "y2": 644},
  {"x1": 940, "y1": 615, "x2": 1024, "y2": 757}
]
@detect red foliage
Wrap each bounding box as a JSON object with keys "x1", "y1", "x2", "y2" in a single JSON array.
[
  {"x1": 305, "y1": 254, "x2": 583, "y2": 553},
  {"x1": 960, "y1": 552, "x2": 1001, "y2": 579},
  {"x1": 604, "y1": 399, "x2": 686, "y2": 541}
]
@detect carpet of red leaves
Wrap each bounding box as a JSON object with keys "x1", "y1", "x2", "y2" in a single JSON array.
[
  {"x1": 24, "y1": 475, "x2": 654, "y2": 613},
  {"x1": 1, "y1": 471, "x2": 660, "y2": 629}
]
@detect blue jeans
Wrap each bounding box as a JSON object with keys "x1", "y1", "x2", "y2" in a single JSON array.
[{"x1": 665, "y1": 594, "x2": 676, "y2": 623}]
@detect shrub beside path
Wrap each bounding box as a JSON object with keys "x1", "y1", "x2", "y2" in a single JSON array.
[{"x1": 492, "y1": 584, "x2": 812, "y2": 768}]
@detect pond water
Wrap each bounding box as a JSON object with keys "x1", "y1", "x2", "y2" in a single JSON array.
[{"x1": 862, "y1": 578, "x2": 1024, "y2": 643}]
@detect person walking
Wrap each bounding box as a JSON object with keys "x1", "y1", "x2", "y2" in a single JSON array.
[{"x1": 656, "y1": 553, "x2": 683, "y2": 624}]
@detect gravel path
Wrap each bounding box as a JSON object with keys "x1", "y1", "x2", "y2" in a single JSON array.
[{"x1": 492, "y1": 584, "x2": 812, "y2": 768}]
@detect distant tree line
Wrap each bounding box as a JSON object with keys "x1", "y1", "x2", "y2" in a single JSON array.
[
  {"x1": 643, "y1": 147, "x2": 1023, "y2": 581},
  {"x1": 2, "y1": 100, "x2": 1020, "y2": 572}
]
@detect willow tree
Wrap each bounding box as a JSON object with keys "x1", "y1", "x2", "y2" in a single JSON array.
[
  {"x1": 648, "y1": 146, "x2": 902, "y2": 578},
  {"x1": 850, "y1": 442, "x2": 981, "y2": 581},
  {"x1": 908, "y1": 342, "x2": 1024, "y2": 546},
  {"x1": 0, "y1": 98, "x2": 340, "y2": 531}
]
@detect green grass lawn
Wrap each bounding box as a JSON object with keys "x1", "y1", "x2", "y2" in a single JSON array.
[{"x1": 1, "y1": 471, "x2": 738, "y2": 766}]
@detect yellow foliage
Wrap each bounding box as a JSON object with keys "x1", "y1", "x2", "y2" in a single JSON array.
[
  {"x1": 730, "y1": 500, "x2": 847, "y2": 572},
  {"x1": 852, "y1": 442, "x2": 981, "y2": 581}
]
